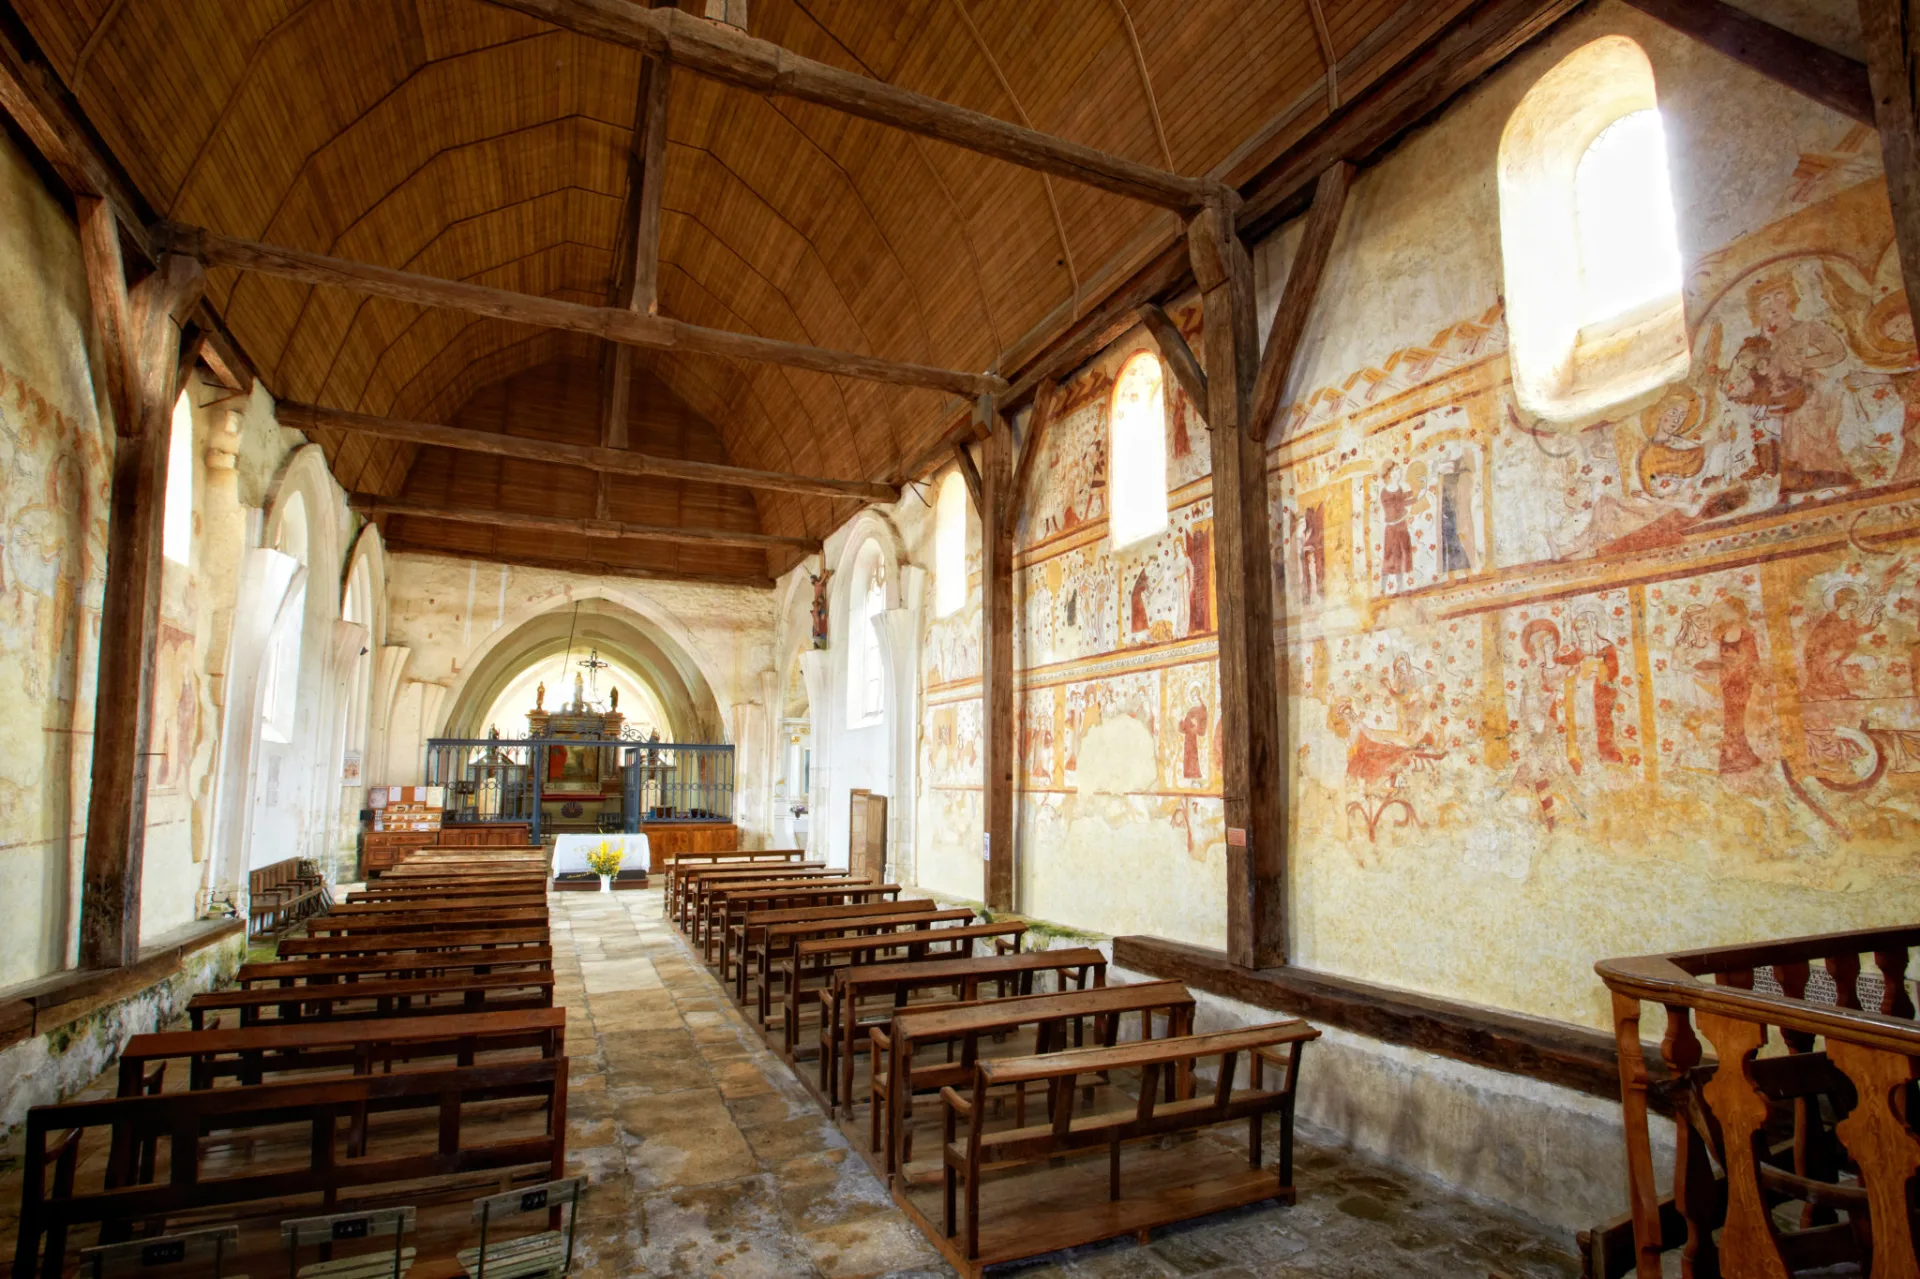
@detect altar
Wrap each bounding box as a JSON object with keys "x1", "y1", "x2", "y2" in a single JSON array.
[{"x1": 551, "y1": 832, "x2": 650, "y2": 890}]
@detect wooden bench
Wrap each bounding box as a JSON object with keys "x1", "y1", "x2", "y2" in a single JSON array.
[
  {"x1": 938, "y1": 1022, "x2": 1318, "y2": 1268},
  {"x1": 249, "y1": 858, "x2": 330, "y2": 936},
  {"x1": 235, "y1": 945, "x2": 554, "y2": 989},
  {"x1": 871, "y1": 980, "x2": 1196, "y2": 1176},
  {"x1": 782, "y1": 922, "x2": 1026, "y2": 1054},
  {"x1": 116, "y1": 1006, "x2": 566, "y2": 1092},
  {"x1": 12, "y1": 1058, "x2": 566, "y2": 1279},
  {"x1": 276, "y1": 926, "x2": 549, "y2": 959},
  {"x1": 190, "y1": 968, "x2": 556, "y2": 1028},
  {"x1": 662, "y1": 850, "x2": 805, "y2": 917},
  {"x1": 818, "y1": 947, "x2": 1108, "y2": 1112},
  {"x1": 732, "y1": 901, "x2": 952, "y2": 1008},
  {"x1": 701, "y1": 879, "x2": 893, "y2": 961},
  {"x1": 330, "y1": 894, "x2": 549, "y2": 914},
  {"x1": 347, "y1": 882, "x2": 546, "y2": 903},
  {"x1": 678, "y1": 864, "x2": 829, "y2": 933},
  {"x1": 305, "y1": 907, "x2": 549, "y2": 935}
]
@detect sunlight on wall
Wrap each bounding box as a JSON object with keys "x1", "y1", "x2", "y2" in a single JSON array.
[
  {"x1": 1109, "y1": 351, "x2": 1168, "y2": 547},
  {"x1": 935, "y1": 470, "x2": 966, "y2": 618},
  {"x1": 162, "y1": 392, "x2": 192, "y2": 565}
]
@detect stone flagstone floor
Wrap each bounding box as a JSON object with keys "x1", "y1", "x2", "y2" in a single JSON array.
[{"x1": 553, "y1": 888, "x2": 1586, "y2": 1279}]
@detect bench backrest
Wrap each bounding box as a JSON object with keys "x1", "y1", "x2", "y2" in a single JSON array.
[
  {"x1": 795, "y1": 920, "x2": 1023, "y2": 960},
  {"x1": 79, "y1": 1226, "x2": 241, "y2": 1279},
  {"x1": 235, "y1": 944, "x2": 554, "y2": 986},
  {"x1": 276, "y1": 925, "x2": 549, "y2": 956},
  {"x1": 248, "y1": 857, "x2": 303, "y2": 892},
  {"x1": 14, "y1": 1060, "x2": 564, "y2": 1279},
  {"x1": 471, "y1": 1176, "x2": 586, "y2": 1279},
  {"x1": 282, "y1": 1207, "x2": 413, "y2": 1279},
  {"x1": 977, "y1": 1021, "x2": 1319, "y2": 1088},
  {"x1": 745, "y1": 900, "x2": 941, "y2": 931}
]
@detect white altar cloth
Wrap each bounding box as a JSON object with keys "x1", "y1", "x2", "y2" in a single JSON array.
[{"x1": 552, "y1": 833, "x2": 650, "y2": 876}]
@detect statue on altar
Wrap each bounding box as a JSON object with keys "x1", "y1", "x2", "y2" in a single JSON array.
[{"x1": 535, "y1": 681, "x2": 545, "y2": 710}]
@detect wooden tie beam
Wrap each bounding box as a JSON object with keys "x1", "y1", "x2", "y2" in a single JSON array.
[
  {"x1": 348, "y1": 493, "x2": 821, "y2": 553},
  {"x1": 156, "y1": 224, "x2": 1003, "y2": 400},
  {"x1": 276, "y1": 401, "x2": 898, "y2": 503},
  {"x1": 1860, "y1": 0, "x2": 1920, "y2": 318}
]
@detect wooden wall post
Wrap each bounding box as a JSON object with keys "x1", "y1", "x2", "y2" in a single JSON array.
[
  {"x1": 1860, "y1": 0, "x2": 1920, "y2": 312},
  {"x1": 977, "y1": 396, "x2": 1016, "y2": 912},
  {"x1": 1188, "y1": 198, "x2": 1287, "y2": 970},
  {"x1": 77, "y1": 196, "x2": 204, "y2": 968}
]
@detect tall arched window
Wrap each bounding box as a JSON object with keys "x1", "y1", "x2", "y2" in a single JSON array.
[
  {"x1": 934, "y1": 470, "x2": 967, "y2": 617},
  {"x1": 162, "y1": 390, "x2": 194, "y2": 565},
  {"x1": 845, "y1": 545, "x2": 887, "y2": 726},
  {"x1": 1498, "y1": 37, "x2": 1688, "y2": 420},
  {"x1": 1109, "y1": 351, "x2": 1168, "y2": 547}
]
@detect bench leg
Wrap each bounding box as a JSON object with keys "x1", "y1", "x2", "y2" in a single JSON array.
[{"x1": 1110, "y1": 1133, "x2": 1122, "y2": 1201}]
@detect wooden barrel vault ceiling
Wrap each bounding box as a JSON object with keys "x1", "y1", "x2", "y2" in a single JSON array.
[{"x1": 14, "y1": 0, "x2": 1482, "y2": 584}]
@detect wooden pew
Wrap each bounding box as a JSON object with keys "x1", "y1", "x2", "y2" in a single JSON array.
[
  {"x1": 190, "y1": 968, "x2": 555, "y2": 1027},
  {"x1": 701, "y1": 880, "x2": 893, "y2": 961},
  {"x1": 818, "y1": 947, "x2": 1108, "y2": 1113},
  {"x1": 870, "y1": 980, "x2": 1196, "y2": 1176},
  {"x1": 305, "y1": 907, "x2": 549, "y2": 935},
  {"x1": 276, "y1": 926, "x2": 549, "y2": 958},
  {"x1": 937, "y1": 1022, "x2": 1318, "y2": 1268},
  {"x1": 730, "y1": 900, "x2": 947, "y2": 1005},
  {"x1": 235, "y1": 945, "x2": 554, "y2": 988},
  {"x1": 663, "y1": 849, "x2": 804, "y2": 913},
  {"x1": 248, "y1": 857, "x2": 329, "y2": 936},
  {"x1": 781, "y1": 922, "x2": 1025, "y2": 1053},
  {"x1": 678, "y1": 864, "x2": 828, "y2": 933},
  {"x1": 116, "y1": 1005, "x2": 565, "y2": 1092},
  {"x1": 11, "y1": 1058, "x2": 566, "y2": 1279},
  {"x1": 348, "y1": 881, "x2": 547, "y2": 902},
  {"x1": 331, "y1": 894, "x2": 549, "y2": 914}
]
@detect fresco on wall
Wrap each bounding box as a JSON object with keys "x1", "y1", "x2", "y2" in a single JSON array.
[{"x1": 1273, "y1": 172, "x2": 1919, "y2": 888}]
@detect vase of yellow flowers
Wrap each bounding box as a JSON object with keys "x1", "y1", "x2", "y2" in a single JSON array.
[{"x1": 585, "y1": 840, "x2": 624, "y2": 893}]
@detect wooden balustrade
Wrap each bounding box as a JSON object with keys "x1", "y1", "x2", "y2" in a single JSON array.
[{"x1": 1597, "y1": 924, "x2": 1920, "y2": 1278}]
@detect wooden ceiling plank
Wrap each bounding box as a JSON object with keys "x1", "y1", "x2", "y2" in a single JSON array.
[
  {"x1": 279, "y1": 399, "x2": 898, "y2": 502},
  {"x1": 162, "y1": 222, "x2": 1003, "y2": 397},
  {"x1": 485, "y1": 0, "x2": 1225, "y2": 210}
]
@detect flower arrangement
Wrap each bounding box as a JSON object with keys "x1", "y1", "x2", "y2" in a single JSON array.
[{"x1": 585, "y1": 840, "x2": 625, "y2": 879}]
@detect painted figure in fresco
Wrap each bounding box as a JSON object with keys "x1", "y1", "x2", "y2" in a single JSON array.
[
  {"x1": 1383, "y1": 655, "x2": 1434, "y2": 748},
  {"x1": 1298, "y1": 503, "x2": 1325, "y2": 603},
  {"x1": 1436, "y1": 455, "x2": 1477, "y2": 575},
  {"x1": 1379, "y1": 462, "x2": 1415, "y2": 592},
  {"x1": 1184, "y1": 525, "x2": 1212, "y2": 632},
  {"x1": 1178, "y1": 697, "x2": 1209, "y2": 783},
  {"x1": 1802, "y1": 585, "x2": 1883, "y2": 701},
  {"x1": 1510, "y1": 619, "x2": 1572, "y2": 829},
  {"x1": 1170, "y1": 541, "x2": 1193, "y2": 637},
  {"x1": 1332, "y1": 696, "x2": 1446, "y2": 845},
  {"x1": 1129, "y1": 568, "x2": 1151, "y2": 637},
  {"x1": 1568, "y1": 610, "x2": 1625, "y2": 767},
  {"x1": 1743, "y1": 274, "x2": 1856, "y2": 496},
  {"x1": 810, "y1": 568, "x2": 833, "y2": 648},
  {"x1": 1690, "y1": 596, "x2": 1764, "y2": 774}
]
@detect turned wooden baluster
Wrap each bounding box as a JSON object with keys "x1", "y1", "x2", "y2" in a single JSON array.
[
  {"x1": 1828, "y1": 952, "x2": 1862, "y2": 1011},
  {"x1": 1665, "y1": 1005, "x2": 1723, "y2": 1279},
  {"x1": 1770, "y1": 961, "x2": 1834, "y2": 1228},
  {"x1": 1610, "y1": 992, "x2": 1667, "y2": 1279},
  {"x1": 1876, "y1": 948, "x2": 1916, "y2": 1019},
  {"x1": 1827, "y1": 1040, "x2": 1920, "y2": 1279},
  {"x1": 1696, "y1": 1012, "x2": 1790, "y2": 1279}
]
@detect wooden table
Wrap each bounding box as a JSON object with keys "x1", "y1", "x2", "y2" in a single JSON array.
[
  {"x1": 875, "y1": 980, "x2": 1195, "y2": 1175},
  {"x1": 190, "y1": 968, "x2": 555, "y2": 1027},
  {"x1": 820, "y1": 947, "x2": 1108, "y2": 1113},
  {"x1": 116, "y1": 1006, "x2": 566, "y2": 1093}
]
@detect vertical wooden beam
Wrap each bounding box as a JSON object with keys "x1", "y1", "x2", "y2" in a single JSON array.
[
  {"x1": 1249, "y1": 161, "x2": 1352, "y2": 442},
  {"x1": 630, "y1": 55, "x2": 671, "y2": 316},
  {"x1": 1861, "y1": 0, "x2": 1920, "y2": 312},
  {"x1": 977, "y1": 395, "x2": 1016, "y2": 913},
  {"x1": 1189, "y1": 197, "x2": 1286, "y2": 970},
  {"x1": 77, "y1": 196, "x2": 205, "y2": 968}
]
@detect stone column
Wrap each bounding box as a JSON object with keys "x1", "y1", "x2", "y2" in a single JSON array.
[
  {"x1": 873, "y1": 564, "x2": 926, "y2": 885},
  {"x1": 798, "y1": 648, "x2": 833, "y2": 864}
]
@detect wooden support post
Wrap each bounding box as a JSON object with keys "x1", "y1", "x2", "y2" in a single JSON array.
[
  {"x1": 1009, "y1": 379, "x2": 1061, "y2": 513},
  {"x1": 1137, "y1": 305, "x2": 1207, "y2": 415},
  {"x1": 952, "y1": 441, "x2": 983, "y2": 513},
  {"x1": 630, "y1": 54, "x2": 671, "y2": 316},
  {"x1": 347, "y1": 493, "x2": 820, "y2": 553},
  {"x1": 1627, "y1": 0, "x2": 1872, "y2": 124},
  {"x1": 978, "y1": 396, "x2": 1016, "y2": 913},
  {"x1": 1188, "y1": 198, "x2": 1286, "y2": 970},
  {"x1": 1861, "y1": 0, "x2": 1920, "y2": 313},
  {"x1": 77, "y1": 196, "x2": 204, "y2": 969},
  {"x1": 1249, "y1": 162, "x2": 1352, "y2": 441}
]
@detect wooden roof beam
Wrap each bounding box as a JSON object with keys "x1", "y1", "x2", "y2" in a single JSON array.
[
  {"x1": 157, "y1": 223, "x2": 1005, "y2": 399},
  {"x1": 350, "y1": 493, "x2": 822, "y2": 553},
  {"x1": 383, "y1": 538, "x2": 776, "y2": 589},
  {"x1": 277, "y1": 401, "x2": 899, "y2": 502},
  {"x1": 1623, "y1": 0, "x2": 1872, "y2": 124},
  {"x1": 1859, "y1": 0, "x2": 1920, "y2": 317},
  {"x1": 484, "y1": 0, "x2": 1226, "y2": 211}
]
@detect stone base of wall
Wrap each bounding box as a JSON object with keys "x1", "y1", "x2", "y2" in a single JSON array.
[{"x1": 0, "y1": 920, "x2": 248, "y2": 1144}]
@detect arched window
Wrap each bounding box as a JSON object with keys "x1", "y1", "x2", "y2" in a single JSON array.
[
  {"x1": 1498, "y1": 37, "x2": 1688, "y2": 421},
  {"x1": 934, "y1": 470, "x2": 967, "y2": 618},
  {"x1": 1109, "y1": 351, "x2": 1168, "y2": 547},
  {"x1": 845, "y1": 546, "x2": 886, "y2": 726},
  {"x1": 162, "y1": 390, "x2": 194, "y2": 565}
]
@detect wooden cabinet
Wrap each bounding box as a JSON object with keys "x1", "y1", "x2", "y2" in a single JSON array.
[
  {"x1": 362, "y1": 831, "x2": 437, "y2": 876},
  {"x1": 437, "y1": 824, "x2": 531, "y2": 847},
  {"x1": 642, "y1": 822, "x2": 740, "y2": 872}
]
